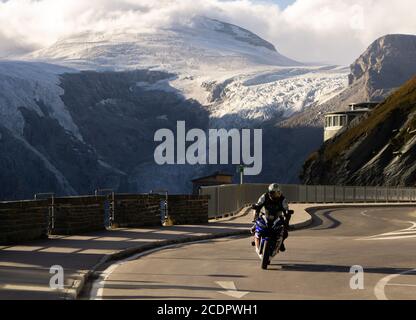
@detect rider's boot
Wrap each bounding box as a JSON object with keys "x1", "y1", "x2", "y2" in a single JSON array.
[{"x1": 280, "y1": 242, "x2": 286, "y2": 252}]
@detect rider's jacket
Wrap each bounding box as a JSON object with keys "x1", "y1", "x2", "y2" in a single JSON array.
[{"x1": 253, "y1": 193, "x2": 289, "y2": 219}]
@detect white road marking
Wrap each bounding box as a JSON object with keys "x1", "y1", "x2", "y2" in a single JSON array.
[
  {"x1": 1, "y1": 284, "x2": 66, "y2": 293},
  {"x1": 90, "y1": 244, "x2": 199, "y2": 300},
  {"x1": 89, "y1": 237, "x2": 241, "y2": 300},
  {"x1": 362, "y1": 234, "x2": 416, "y2": 241},
  {"x1": 216, "y1": 281, "x2": 249, "y2": 299},
  {"x1": 374, "y1": 268, "x2": 416, "y2": 300},
  {"x1": 386, "y1": 283, "x2": 416, "y2": 287},
  {"x1": 216, "y1": 281, "x2": 237, "y2": 291},
  {"x1": 358, "y1": 221, "x2": 416, "y2": 241},
  {"x1": 92, "y1": 264, "x2": 119, "y2": 300},
  {"x1": 378, "y1": 230, "x2": 416, "y2": 235}
]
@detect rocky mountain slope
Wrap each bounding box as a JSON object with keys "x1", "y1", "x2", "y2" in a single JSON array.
[
  {"x1": 0, "y1": 66, "x2": 210, "y2": 199},
  {"x1": 281, "y1": 34, "x2": 416, "y2": 128},
  {"x1": 0, "y1": 16, "x2": 350, "y2": 200},
  {"x1": 300, "y1": 76, "x2": 416, "y2": 187}
]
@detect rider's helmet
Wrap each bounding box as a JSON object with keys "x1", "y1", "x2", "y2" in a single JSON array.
[{"x1": 268, "y1": 183, "x2": 282, "y2": 199}]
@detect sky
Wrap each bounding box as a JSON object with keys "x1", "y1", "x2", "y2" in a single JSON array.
[
  {"x1": 271, "y1": 0, "x2": 296, "y2": 9},
  {"x1": 0, "y1": 0, "x2": 415, "y2": 65}
]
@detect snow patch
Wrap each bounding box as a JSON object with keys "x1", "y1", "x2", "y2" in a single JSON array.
[
  {"x1": 136, "y1": 79, "x2": 180, "y2": 95},
  {"x1": 0, "y1": 61, "x2": 83, "y2": 139},
  {"x1": 208, "y1": 66, "x2": 348, "y2": 125},
  {"x1": 9, "y1": 16, "x2": 349, "y2": 132},
  {"x1": 98, "y1": 160, "x2": 127, "y2": 176}
]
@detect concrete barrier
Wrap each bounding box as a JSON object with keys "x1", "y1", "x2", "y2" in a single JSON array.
[{"x1": 201, "y1": 184, "x2": 416, "y2": 218}]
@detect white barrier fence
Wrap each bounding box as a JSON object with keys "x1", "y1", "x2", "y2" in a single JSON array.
[{"x1": 200, "y1": 184, "x2": 416, "y2": 219}]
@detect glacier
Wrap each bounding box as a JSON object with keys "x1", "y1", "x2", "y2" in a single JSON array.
[
  {"x1": 23, "y1": 16, "x2": 349, "y2": 127},
  {"x1": 0, "y1": 16, "x2": 350, "y2": 198}
]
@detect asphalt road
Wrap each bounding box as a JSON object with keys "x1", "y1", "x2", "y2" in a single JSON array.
[{"x1": 89, "y1": 207, "x2": 416, "y2": 300}]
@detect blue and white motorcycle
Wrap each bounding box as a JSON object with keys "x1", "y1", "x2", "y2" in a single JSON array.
[{"x1": 253, "y1": 209, "x2": 292, "y2": 270}]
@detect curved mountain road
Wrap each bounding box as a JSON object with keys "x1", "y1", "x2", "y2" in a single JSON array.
[{"x1": 90, "y1": 207, "x2": 416, "y2": 300}]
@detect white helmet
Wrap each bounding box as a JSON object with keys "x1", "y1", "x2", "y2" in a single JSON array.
[{"x1": 268, "y1": 183, "x2": 281, "y2": 194}]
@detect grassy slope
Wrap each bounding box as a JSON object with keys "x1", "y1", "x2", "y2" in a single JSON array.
[{"x1": 301, "y1": 75, "x2": 416, "y2": 185}]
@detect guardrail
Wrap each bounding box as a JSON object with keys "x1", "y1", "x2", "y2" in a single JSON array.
[{"x1": 200, "y1": 184, "x2": 416, "y2": 219}]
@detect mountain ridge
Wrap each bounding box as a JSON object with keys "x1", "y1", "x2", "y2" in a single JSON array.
[
  {"x1": 0, "y1": 16, "x2": 353, "y2": 199},
  {"x1": 280, "y1": 34, "x2": 416, "y2": 128},
  {"x1": 300, "y1": 75, "x2": 416, "y2": 187},
  {"x1": 27, "y1": 16, "x2": 300, "y2": 71}
]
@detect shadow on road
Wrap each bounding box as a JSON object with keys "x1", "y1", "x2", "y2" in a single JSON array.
[
  {"x1": 101, "y1": 282, "x2": 270, "y2": 295},
  {"x1": 302, "y1": 209, "x2": 342, "y2": 231},
  {"x1": 207, "y1": 274, "x2": 246, "y2": 278},
  {"x1": 100, "y1": 295, "x2": 209, "y2": 300},
  {"x1": 271, "y1": 263, "x2": 416, "y2": 276}
]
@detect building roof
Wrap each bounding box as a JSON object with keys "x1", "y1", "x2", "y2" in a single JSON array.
[
  {"x1": 349, "y1": 102, "x2": 380, "y2": 108},
  {"x1": 325, "y1": 110, "x2": 369, "y2": 116},
  {"x1": 325, "y1": 101, "x2": 382, "y2": 117},
  {"x1": 191, "y1": 171, "x2": 234, "y2": 182}
]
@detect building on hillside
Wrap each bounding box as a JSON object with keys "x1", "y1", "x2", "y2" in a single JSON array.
[
  {"x1": 324, "y1": 102, "x2": 380, "y2": 142},
  {"x1": 191, "y1": 172, "x2": 234, "y2": 195}
]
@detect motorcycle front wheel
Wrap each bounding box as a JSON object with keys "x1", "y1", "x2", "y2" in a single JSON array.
[{"x1": 261, "y1": 240, "x2": 271, "y2": 270}]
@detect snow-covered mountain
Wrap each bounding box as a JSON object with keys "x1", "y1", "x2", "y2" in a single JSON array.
[
  {"x1": 26, "y1": 16, "x2": 348, "y2": 126},
  {"x1": 0, "y1": 16, "x2": 349, "y2": 199},
  {"x1": 30, "y1": 17, "x2": 299, "y2": 70},
  {"x1": 282, "y1": 34, "x2": 416, "y2": 128}
]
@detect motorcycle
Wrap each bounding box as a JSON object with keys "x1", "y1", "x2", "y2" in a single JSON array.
[{"x1": 252, "y1": 208, "x2": 293, "y2": 270}]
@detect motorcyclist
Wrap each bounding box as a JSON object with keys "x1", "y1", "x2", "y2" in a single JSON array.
[{"x1": 251, "y1": 183, "x2": 292, "y2": 253}]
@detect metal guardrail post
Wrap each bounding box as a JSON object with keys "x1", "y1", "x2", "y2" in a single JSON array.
[
  {"x1": 386, "y1": 187, "x2": 389, "y2": 203},
  {"x1": 95, "y1": 188, "x2": 114, "y2": 228},
  {"x1": 216, "y1": 186, "x2": 220, "y2": 220},
  {"x1": 306, "y1": 186, "x2": 308, "y2": 203},
  {"x1": 343, "y1": 187, "x2": 345, "y2": 203},
  {"x1": 364, "y1": 186, "x2": 367, "y2": 203},
  {"x1": 34, "y1": 193, "x2": 55, "y2": 234},
  {"x1": 150, "y1": 189, "x2": 169, "y2": 224}
]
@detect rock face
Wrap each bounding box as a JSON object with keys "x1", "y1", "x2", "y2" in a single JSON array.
[
  {"x1": 0, "y1": 68, "x2": 211, "y2": 200},
  {"x1": 300, "y1": 76, "x2": 416, "y2": 187},
  {"x1": 0, "y1": 17, "x2": 348, "y2": 200},
  {"x1": 0, "y1": 64, "x2": 327, "y2": 200},
  {"x1": 349, "y1": 34, "x2": 416, "y2": 95},
  {"x1": 282, "y1": 34, "x2": 416, "y2": 128},
  {"x1": 1, "y1": 21, "x2": 415, "y2": 200}
]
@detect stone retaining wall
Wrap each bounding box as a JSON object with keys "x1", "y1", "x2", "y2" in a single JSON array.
[
  {"x1": 0, "y1": 193, "x2": 210, "y2": 244},
  {"x1": 0, "y1": 200, "x2": 49, "y2": 244},
  {"x1": 111, "y1": 194, "x2": 161, "y2": 228},
  {"x1": 167, "y1": 195, "x2": 209, "y2": 225},
  {"x1": 50, "y1": 196, "x2": 106, "y2": 235}
]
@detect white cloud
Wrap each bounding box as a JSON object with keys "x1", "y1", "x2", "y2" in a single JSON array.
[{"x1": 0, "y1": 0, "x2": 414, "y2": 64}]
